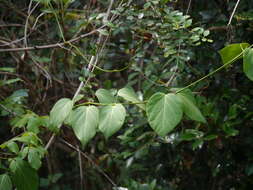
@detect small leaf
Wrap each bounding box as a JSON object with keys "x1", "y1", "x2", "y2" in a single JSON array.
[
  {"x1": 28, "y1": 148, "x2": 42, "y2": 170},
  {"x1": 99, "y1": 104, "x2": 126, "y2": 138},
  {"x1": 95, "y1": 89, "x2": 115, "y2": 103},
  {"x1": 70, "y1": 106, "x2": 99, "y2": 146},
  {"x1": 243, "y1": 48, "x2": 253, "y2": 81},
  {"x1": 118, "y1": 86, "x2": 145, "y2": 110},
  {"x1": 10, "y1": 159, "x2": 39, "y2": 190},
  {"x1": 49, "y1": 98, "x2": 73, "y2": 130},
  {"x1": 219, "y1": 43, "x2": 250, "y2": 65},
  {"x1": 146, "y1": 93, "x2": 183, "y2": 137},
  {"x1": 6, "y1": 141, "x2": 19, "y2": 154},
  {"x1": 0, "y1": 174, "x2": 12, "y2": 190},
  {"x1": 177, "y1": 93, "x2": 206, "y2": 123},
  {"x1": 98, "y1": 29, "x2": 109, "y2": 36},
  {"x1": 0, "y1": 78, "x2": 22, "y2": 87}
]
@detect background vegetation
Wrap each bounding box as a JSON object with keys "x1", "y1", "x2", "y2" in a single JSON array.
[{"x1": 1, "y1": 0, "x2": 253, "y2": 189}]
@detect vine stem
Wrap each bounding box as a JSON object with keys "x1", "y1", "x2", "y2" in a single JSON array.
[{"x1": 176, "y1": 45, "x2": 252, "y2": 94}]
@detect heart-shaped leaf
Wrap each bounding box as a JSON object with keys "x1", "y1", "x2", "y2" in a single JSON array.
[
  {"x1": 146, "y1": 93, "x2": 183, "y2": 136},
  {"x1": 49, "y1": 98, "x2": 73, "y2": 130},
  {"x1": 99, "y1": 104, "x2": 126, "y2": 138},
  {"x1": 70, "y1": 106, "x2": 99, "y2": 146}
]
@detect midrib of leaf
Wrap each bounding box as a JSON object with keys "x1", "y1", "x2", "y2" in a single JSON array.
[
  {"x1": 107, "y1": 106, "x2": 114, "y2": 127},
  {"x1": 162, "y1": 95, "x2": 167, "y2": 134}
]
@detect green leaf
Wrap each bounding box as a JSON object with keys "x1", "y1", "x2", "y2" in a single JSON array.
[
  {"x1": 180, "y1": 129, "x2": 204, "y2": 141},
  {"x1": 0, "y1": 78, "x2": 22, "y2": 87},
  {"x1": 27, "y1": 117, "x2": 41, "y2": 134},
  {"x1": 177, "y1": 93, "x2": 206, "y2": 123},
  {"x1": 98, "y1": 29, "x2": 109, "y2": 36},
  {"x1": 219, "y1": 43, "x2": 250, "y2": 65},
  {"x1": 6, "y1": 141, "x2": 19, "y2": 154},
  {"x1": 28, "y1": 148, "x2": 42, "y2": 170},
  {"x1": 10, "y1": 159, "x2": 39, "y2": 190},
  {"x1": 0, "y1": 174, "x2": 12, "y2": 190},
  {"x1": 146, "y1": 93, "x2": 183, "y2": 137},
  {"x1": 118, "y1": 86, "x2": 145, "y2": 110},
  {"x1": 99, "y1": 104, "x2": 126, "y2": 138},
  {"x1": 49, "y1": 98, "x2": 73, "y2": 130},
  {"x1": 243, "y1": 48, "x2": 253, "y2": 81},
  {"x1": 95, "y1": 89, "x2": 115, "y2": 103},
  {"x1": 70, "y1": 106, "x2": 99, "y2": 146}
]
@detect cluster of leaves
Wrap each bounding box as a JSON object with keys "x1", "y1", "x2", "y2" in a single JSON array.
[{"x1": 1, "y1": 0, "x2": 253, "y2": 190}]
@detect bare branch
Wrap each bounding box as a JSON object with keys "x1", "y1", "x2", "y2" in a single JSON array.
[
  {"x1": 0, "y1": 26, "x2": 105, "y2": 53},
  {"x1": 60, "y1": 138, "x2": 117, "y2": 187}
]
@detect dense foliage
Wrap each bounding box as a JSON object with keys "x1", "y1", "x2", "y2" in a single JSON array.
[{"x1": 1, "y1": 0, "x2": 253, "y2": 189}]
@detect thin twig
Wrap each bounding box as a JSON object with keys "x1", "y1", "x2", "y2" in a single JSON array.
[
  {"x1": 227, "y1": 0, "x2": 241, "y2": 26},
  {"x1": 60, "y1": 138, "x2": 117, "y2": 187},
  {"x1": 77, "y1": 145, "x2": 84, "y2": 190},
  {"x1": 45, "y1": 134, "x2": 56, "y2": 150},
  {"x1": 186, "y1": 0, "x2": 192, "y2": 15},
  {"x1": 0, "y1": 25, "x2": 106, "y2": 53}
]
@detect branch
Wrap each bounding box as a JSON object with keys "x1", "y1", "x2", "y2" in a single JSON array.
[
  {"x1": 60, "y1": 138, "x2": 117, "y2": 187},
  {"x1": 0, "y1": 25, "x2": 106, "y2": 53}
]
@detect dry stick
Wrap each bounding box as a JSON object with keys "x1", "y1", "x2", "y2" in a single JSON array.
[
  {"x1": 24, "y1": 0, "x2": 33, "y2": 47},
  {"x1": 0, "y1": 12, "x2": 45, "y2": 47},
  {"x1": 227, "y1": 0, "x2": 241, "y2": 26},
  {"x1": 0, "y1": 25, "x2": 106, "y2": 53},
  {"x1": 77, "y1": 145, "x2": 84, "y2": 190},
  {"x1": 186, "y1": 0, "x2": 192, "y2": 15},
  {"x1": 60, "y1": 138, "x2": 117, "y2": 187}
]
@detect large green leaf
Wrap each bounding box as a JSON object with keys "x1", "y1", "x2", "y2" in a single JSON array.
[
  {"x1": 95, "y1": 89, "x2": 115, "y2": 103},
  {"x1": 10, "y1": 159, "x2": 39, "y2": 190},
  {"x1": 49, "y1": 98, "x2": 73, "y2": 129},
  {"x1": 146, "y1": 93, "x2": 183, "y2": 136},
  {"x1": 70, "y1": 106, "x2": 99, "y2": 146},
  {"x1": 0, "y1": 174, "x2": 12, "y2": 190},
  {"x1": 219, "y1": 43, "x2": 250, "y2": 65},
  {"x1": 177, "y1": 93, "x2": 206, "y2": 123},
  {"x1": 118, "y1": 86, "x2": 145, "y2": 110},
  {"x1": 243, "y1": 48, "x2": 253, "y2": 81},
  {"x1": 99, "y1": 104, "x2": 126, "y2": 138}
]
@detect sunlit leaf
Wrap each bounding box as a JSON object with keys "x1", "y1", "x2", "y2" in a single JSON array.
[
  {"x1": 99, "y1": 104, "x2": 126, "y2": 138},
  {"x1": 70, "y1": 106, "x2": 99, "y2": 146},
  {"x1": 219, "y1": 43, "x2": 250, "y2": 65},
  {"x1": 49, "y1": 98, "x2": 73, "y2": 130},
  {"x1": 146, "y1": 93, "x2": 183, "y2": 136}
]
